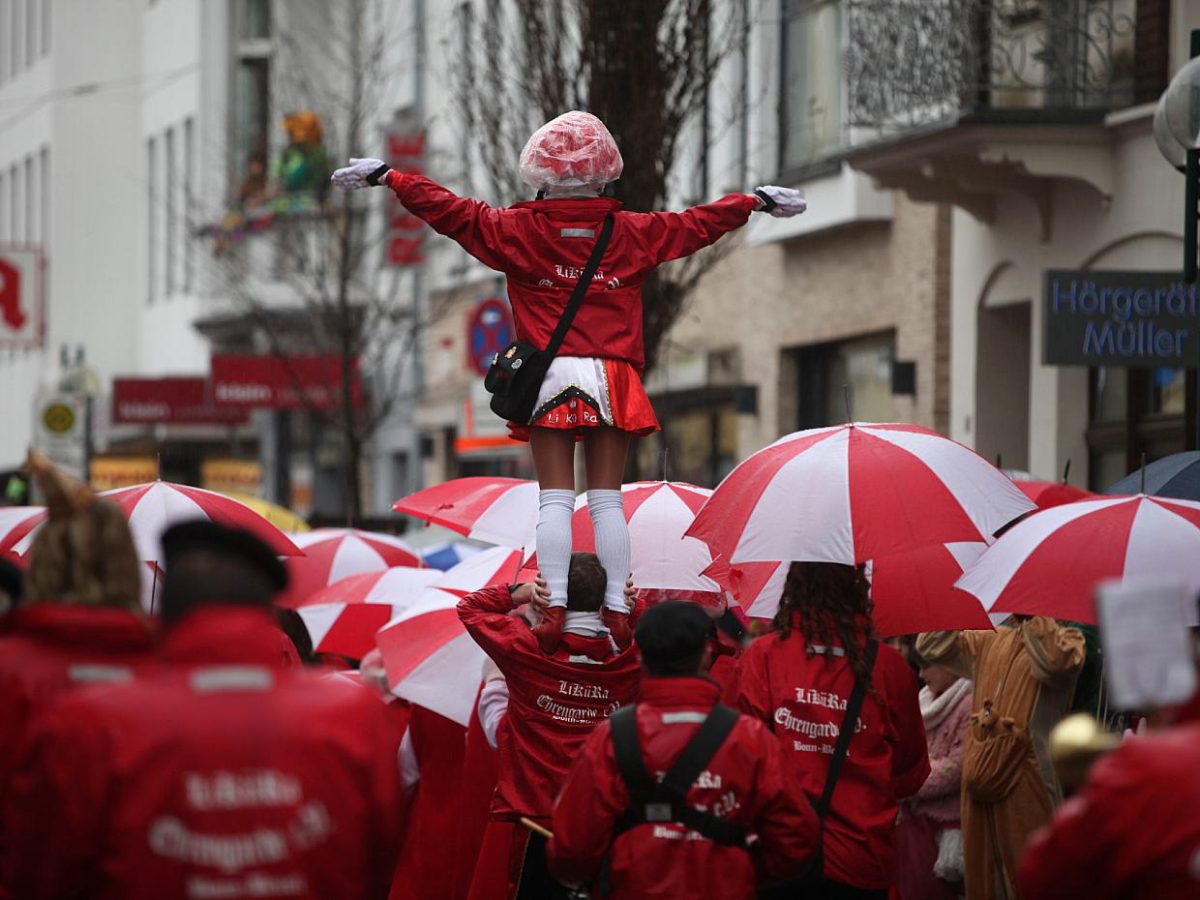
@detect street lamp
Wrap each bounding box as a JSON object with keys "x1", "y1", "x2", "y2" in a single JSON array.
[{"x1": 1155, "y1": 33, "x2": 1200, "y2": 282}]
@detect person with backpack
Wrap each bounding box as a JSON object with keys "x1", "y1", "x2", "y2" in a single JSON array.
[
  {"x1": 735, "y1": 562, "x2": 930, "y2": 899},
  {"x1": 332, "y1": 111, "x2": 806, "y2": 653},
  {"x1": 548, "y1": 601, "x2": 817, "y2": 898}
]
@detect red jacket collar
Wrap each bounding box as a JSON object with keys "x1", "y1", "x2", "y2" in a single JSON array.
[
  {"x1": 161, "y1": 606, "x2": 295, "y2": 668},
  {"x1": 639, "y1": 675, "x2": 722, "y2": 708},
  {"x1": 10, "y1": 603, "x2": 154, "y2": 652},
  {"x1": 556, "y1": 632, "x2": 616, "y2": 662}
]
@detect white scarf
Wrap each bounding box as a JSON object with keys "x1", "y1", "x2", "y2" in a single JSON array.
[
  {"x1": 563, "y1": 610, "x2": 606, "y2": 639},
  {"x1": 919, "y1": 677, "x2": 972, "y2": 732}
]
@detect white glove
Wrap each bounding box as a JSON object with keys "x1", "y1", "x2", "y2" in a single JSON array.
[
  {"x1": 753, "y1": 185, "x2": 807, "y2": 218},
  {"x1": 331, "y1": 157, "x2": 390, "y2": 190}
]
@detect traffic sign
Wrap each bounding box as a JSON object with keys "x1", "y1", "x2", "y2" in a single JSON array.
[{"x1": 467, "y1": 298, "x2": 514, "y2": 376}]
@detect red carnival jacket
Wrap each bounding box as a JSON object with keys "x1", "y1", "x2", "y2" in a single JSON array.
[
  {"x1": 1, "y1": 606, "x2": 405, "y2": 900},
  {"x1": 456, "y1": 585, "x2": 641, "y2": 823},
  {"x1": 0, "y1": 604, "x2": 155, "y2": 788},
  {"x1": 734, "y1": 630, "x2": 929, "y2": 890},
  {"x1": 386, "y1": 172, "x2": 758, "y2": 370},
  {"x1": 1019, "y1": 722, "x2": 1200, "y2": 899},
  {"x1": 548, "y1": 676, "x2": 818, "y2": 899}
]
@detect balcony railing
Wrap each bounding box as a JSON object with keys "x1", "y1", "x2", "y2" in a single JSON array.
[{"x1": 845, "y1": 0, "x2": 1137, "y2": 134}]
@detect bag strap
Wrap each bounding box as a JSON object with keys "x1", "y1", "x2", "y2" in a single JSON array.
[
  {"x1": 658, "y1": 704, "x2": 740, "y2": 798},
  {"x1": 814, "y1": 639, "x2": 879, "y2": 823},
  {"x1": 543, "y1": 213, "x2": 615, "y2": 359},
  {"x1": 610, "y1": 704, "x2": 652, "y2": 795}
]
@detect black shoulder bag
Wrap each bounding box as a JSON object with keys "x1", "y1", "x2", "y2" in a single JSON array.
[
  {"x1": 793, "y1": 639, "x2": 879, "y2": 886},
  {"x1": 483, "y1": 214, "x2": 615, "y2": 423}
]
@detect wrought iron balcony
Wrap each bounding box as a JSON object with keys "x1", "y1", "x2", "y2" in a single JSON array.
[{"x1": 845, "y1": 0, "x2": 1137, "y2": 134}]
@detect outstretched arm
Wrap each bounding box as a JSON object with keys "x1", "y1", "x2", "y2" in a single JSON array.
[{"x1": 332, "y1": 158, "x2": 512, "y2": 271}]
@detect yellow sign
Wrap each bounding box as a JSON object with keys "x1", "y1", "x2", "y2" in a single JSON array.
[
  {"x1": 42, "y1": 402, "x2": 76, "y2": 435},
  {"x1": 90, "y1": 456, "x2": 158, "y2": 491},
  {"x1": 201, "y1": 458, "x2": 263, "y2": 496}
]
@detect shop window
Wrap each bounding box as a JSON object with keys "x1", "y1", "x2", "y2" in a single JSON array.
[
  {"x1": 794, "y1": 333, "x2": 895, "y2": 429},
  {"x1": 780, "y1": 0, "x2": 843, "y2": 172},
  {"x1": 1086, "y1": 365, "x2": 1191, "y2": 491},
  {"x1": 233, "y1": 0, "x2": 271, "y2": 193},
  {"x1": 636, "y1": 402, "x2": 739, "y2": 489}
]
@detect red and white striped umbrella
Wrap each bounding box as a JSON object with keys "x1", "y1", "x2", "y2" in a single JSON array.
[
  {"x1": 393, "y1": 477, "x2": 539, "y2": 549},
  {"x1": 278, "y1": 528, "x2": 423, "y2": 608},
  {"x1": 1013, "y1": 480, "x2": 1095, "y2": 510},
  {"x1": 376, "y1": 589, "x2": 484, "y2": 727},
  {"x1": 11, "y1": 482, "x2": 301, "y2": 562},
  {"x1": 526, "y1": 482, "x2": 725, "y2": 591},
  {"x1": 956, "y1": 494, "x2": 1200, "y2": 625},
  {"x1": 298, "y1": 546, "x2": 522, "y2": 661},
  {"x1": 687, "y1": 423, "x2": 1034, "y2": 566},
  {"x1": 714, "y1": 542, "x2": 991, "y2": 637},
  {"x1": 0, "y1": 506, "x2": 47, "y2": 556},
  {"x1": 297, "y1": 566, "x2": 442, "y2": 660}
]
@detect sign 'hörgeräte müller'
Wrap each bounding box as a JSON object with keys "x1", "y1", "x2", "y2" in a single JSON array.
[{"x1": 1043, "y1": 270, "x2": 1200, "y2": 368}]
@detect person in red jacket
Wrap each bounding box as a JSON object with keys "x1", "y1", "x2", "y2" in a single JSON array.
[
  {"x1": 458, "y1": 552, "x2": 641, "y2": 900},
  {"x1": 1018, "y1": 721, "x2": 1200, "y2": 899},
  {"x1": 1, "y1": 521, "x2": 406, "y2": 900},
  {"x1": 548, "y1": 601, "x2": 818, "y2": 899},
  {"x1": 735, "y1": 562, "x2": 929, "y2": 899},
  {"x1": 333, "y1": 111, "x2": 806, "y2": 653}
]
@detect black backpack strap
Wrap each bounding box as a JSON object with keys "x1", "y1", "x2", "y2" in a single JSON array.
[
  {"x1": 814, "y1": 639, "x2": 879, "y2": 820},
  {"x1": 658, "y1": 704, "x2": 739, "y2": 797},
  {"x1": 609, "y1": 704, "x2": 651, "y2": 795},
  {"x1": 543, "y1": 214, "x2": 614, "y2": 359}
]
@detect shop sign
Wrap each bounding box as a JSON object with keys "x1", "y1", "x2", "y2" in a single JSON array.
[
  {"x1": 91, "y1": 457, "x2": 158, "y2": 490},
  {"x1": 466, "y1": 298, "x2": 514, "y2": 376},
  {"x1": 210, "y1": 355, "x2": 363, "y2": 410},
  {"x1": 0, "y1": 244, "x2": 44, "y2": 349},
  {"x1": 1043, "y1": 270, "x2": 1200, "y2": 367},
  {"x1": 201, "y1": 458, "x2": 263, "y2": 496},
  {"x1": 34, "y1": 393, "x2": 86, "y2": 480},
  {"x1": 112, "y1": 377, "x2": 250, "y2": 425}
]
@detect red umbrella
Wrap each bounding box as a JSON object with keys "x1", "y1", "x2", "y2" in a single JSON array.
[
  {"x1": 0, "y1": 506, "x2": 46, "y2": 556},
  {"x1": 10, "y1": 482, "x2": 301, "y2": 562},
  {"x1": 393, "y1": 477, "x2": 538, "y2": 549},
  {"x1": 278, "y1": 528, "x2": 422, "y2": 608},
  {"x1": 687, "y1": 423, "x2": 1033, "y2": 566},
  {"x1": 526, "y1": 482, "x2": 727, "y2": 591},
  {"x1": 1013, "y1": 481, "x2": 1095, "y2": 510},
  {"x1": 956, "y1": 495, "x2": 1200, "y2": 625},
  {"x1": 715, "y1": 543, "x2": 991, "y2": 637},
  {"x1": 296, "y1": 566, "x2": 442, "y2": 660}
]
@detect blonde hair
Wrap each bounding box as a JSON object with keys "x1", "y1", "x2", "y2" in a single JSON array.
[{"x1": 23, "y1": 452, "x2": 142, "y2": 612}]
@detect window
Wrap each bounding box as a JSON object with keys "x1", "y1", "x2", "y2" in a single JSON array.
[
  {"x1": 0, "y1": 172, "x2": 6, "y2": 241},
  {"x1": 780, "y1": 0, "x2": 843, "y2": 171},
  {"x1": 41, "y1": 0, "x2": 48, "y2": 55},
  {"x1": 240, "y1": 0, "x2": 271, "y2": 40},
  {"x1": 165, "y1": 127, "x2": 176, "y2": 295},
  {"x1": 25, "y1": 0, "x2": 36, "y2": 66},
  {"x1": 794, "y1": 333, "x2": 896, "y2": 429},
  {"x1": 147, "y1": 136, "x2": 157, "y2": 303},
  {"x1": 183, "y1": 117, "x2": 194, "y2": 291},
  {"x1": 10, "y1": 0, "x2": 20, "y2": 77},
  {"x1": 1086, "y1": 365, "x2": 1191, "y2": 490},
  {"x1": 0, "y1": 0, "x2": 8, "y2": 83},
  {"x1": 23, "y1": 155, "x2": 33, "y2": 244},
  {"x1": 10, "y1": 163, "x2": 21, "y2": 240},
  {"x1": 235, "y1": 58, "x2": 270, "y2": 187}
]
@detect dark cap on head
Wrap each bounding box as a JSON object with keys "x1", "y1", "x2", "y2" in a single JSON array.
[
  {"x1": 635, "y1": 601, "x2": 714, "y2": 676},
  {"x1": 161, "y1": 520, "x2": 288, "y2": 592}
]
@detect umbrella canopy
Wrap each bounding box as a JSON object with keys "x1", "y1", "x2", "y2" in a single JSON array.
[
  {"x1": 421, "y1": 540, "x2": 488, "y2": 570},
  {"x1": 1014, "y1": 481, "x2": 1095, "y2": 510},
  {"x1": 297, "y1": 566, "x2": 442, "y2": 660},
  {"x1": 687, "y1": 423, "x2": 1034, "y2": 566},
  {"x1": 10, "y1": 482, "x2": 301, "y2": 562},
  {"x1": 278, "y1": 528, "x2": 423, "y2": 608},
  {"x1": 393, "y1": 477, "x2": 538, "y2": 549},
  {"x1": 717, "y1": 543, "x2": 991, "y2": 637},
  {"x1": 955, "y1": 495, "x2": 1200, "y2": 625},
  {"x1": 1106, "y1": 451, "x2": 1200, "y2": 500},
  {"x1": 219, "y1": 492, "x2": 311, "y2": 532},
  {"x1": 527, "y1": 482, "x2": 724, "y2": 591},
  {"x1": 376, "y1": 589, "x2": 484, "y2": 727},
  {"x1": 0, "y1": 506, "x2": 43, "y2": 555}
]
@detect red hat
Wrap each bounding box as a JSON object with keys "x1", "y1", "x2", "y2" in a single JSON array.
[{"x1": 519, "y1": 111, "x2": 623, "y2": 191}]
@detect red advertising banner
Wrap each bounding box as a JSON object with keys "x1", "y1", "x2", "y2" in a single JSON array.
[
  {"x1": 210, "y1": 355, "x2": 363, "y2": 410},
  {"x1": 0, "y1": 244, "x2": 45, "y2": 349},
  {"x1": 385, "y1": 131, "x2": 426, "y2": 267},
  {"x1": 112, "y1": 377, "x2": 250, "y2": 425}
]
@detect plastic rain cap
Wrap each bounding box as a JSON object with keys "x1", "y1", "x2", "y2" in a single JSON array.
[{"x1": 519, "y1": 111, "x2": 623, "y2": 192}]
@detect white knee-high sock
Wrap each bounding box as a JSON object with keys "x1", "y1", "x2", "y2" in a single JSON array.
[
  {"x1": 537, "y1": 489, "x2": 576, "y2": 609},
  {"x1": 587, "y1": 489, "x2": 630, "y2": 613}
]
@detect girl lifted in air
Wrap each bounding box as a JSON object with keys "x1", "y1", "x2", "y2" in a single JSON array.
[{"x1": 333, "y1": 111, "x2": 805, "y2": 652}]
